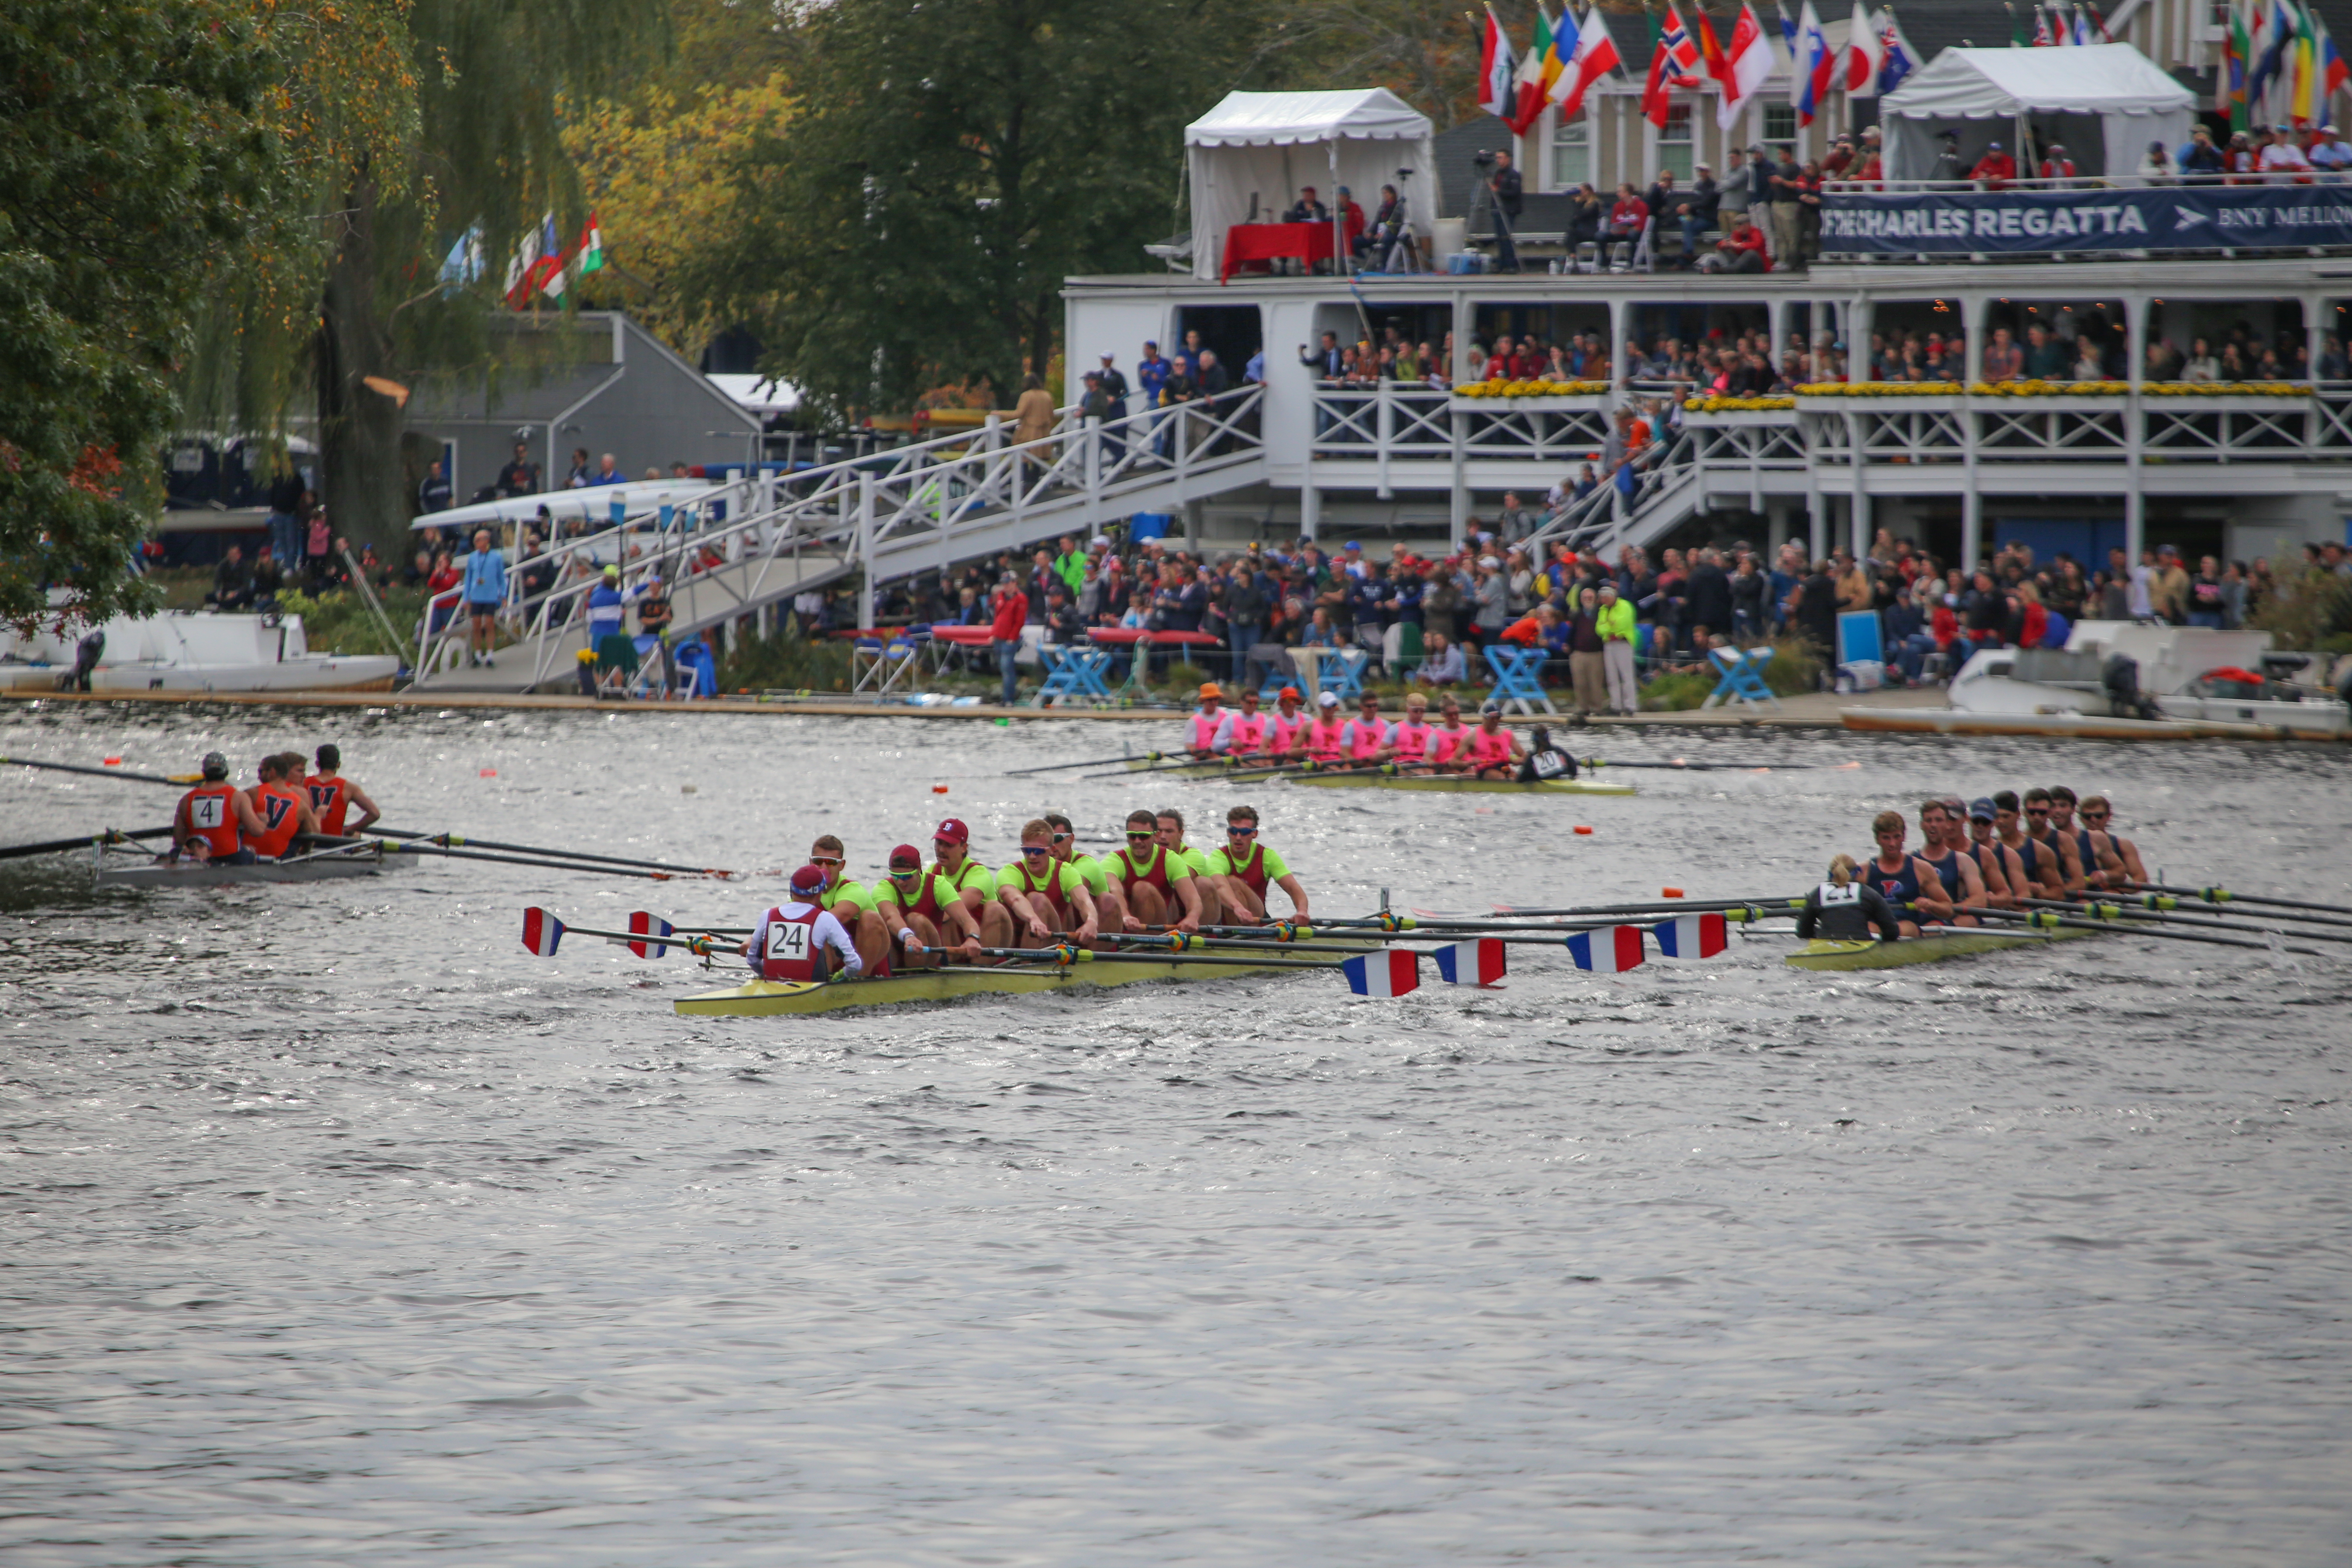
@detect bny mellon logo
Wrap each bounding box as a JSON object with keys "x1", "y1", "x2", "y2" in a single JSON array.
[{"x1": 2174, "y1": 204, "x2": 2211, "y2": 230}]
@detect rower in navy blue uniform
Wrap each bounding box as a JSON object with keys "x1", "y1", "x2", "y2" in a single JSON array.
[
  {"x1": 2048, "y1": 785, "x2": 2128, "y2": 891},
  {"x1": 2017, "y1": 787, "x2": 2081, "y2": 897},
  {"x1": 1916, "y1": 796, "x2": 1989, "y2": 926},
  {"x1": 1863, "y1": 808, "x2": 1954, "y2": 937},
  {"x1": 1964, "y1": 796, "x2": 2028, "y2": 910},
  {"x1": 1796, "y1": 854, "x2": 1905, "y2": 943},
  {"x1": 2076, "y1": 794, "x2": 2149, "y2": 887}
]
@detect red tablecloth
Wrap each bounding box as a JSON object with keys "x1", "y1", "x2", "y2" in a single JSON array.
[
  {"x1": 1084, "y1": 628, "x2": 1223, "y2": 646},
  {"x1": 1220, "y1": 222, "x2": 1337, "y2": 284},
  {"x1": 926, "y1": 624, "x2": 996, "y2": 646}
]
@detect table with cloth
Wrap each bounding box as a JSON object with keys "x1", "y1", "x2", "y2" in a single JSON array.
[{"x1": 1220, "y1": 222, "x2": 1337, "y2": 283}]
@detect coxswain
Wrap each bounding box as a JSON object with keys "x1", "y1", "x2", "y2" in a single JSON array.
[
  {"x1": 1223, "y1": 689, "x2": 1271, "y2": 759},
  {"x1": 171, "y1": 751, "x2": 266, "y2": 864},
  {"x1": 1339, "y1": 692, "x2": 1393, "y2": 767},
  {"x1": 2048, "y1": 786, "x2": 2128, "y2": 891},
  {"x1": 1262, "y1": 686, "x2": 1308, "y2": 761},
  {"x1": 806, "y1": 833, "x2": 891, "y2": 971},
  {"x1": 1796, "y1": 853, "x2": 1905, "y2": 943},
  {"x1": 1298, "y1": 691, "x2": 1348, "y2": 765},
  {"x1": 243, "y1": 753, "x2": 320, "y2": 861},
  {"x1": 1964, "y1": 796, "x2": 2029, "y2": 910},
  {"x1": 1516, "y1": 725, "x2": 1577, "y2": 783},
  {"x1": 1096, "y1": 808, "x2": 1204, "y2": 934},
  {"x1": 304, "y1": 744, "x2": 381, "y2": 839},
  {"x1": 995, "y1": 818, "x2": 1102, "y2": 948},
  {"x1": 743, "y1": 864, "x2": 864, "y2": 983},
  {"x1": 1389, "y1": 694, "x2": 1439, "y2": 772},
  {"x1": 1455, "y1": 703, "x2": 1525, "y2": 779},
  {"x1": 1993, "y1": 790, "x2": 2065, "y2": 900},
  {"x1": 1427, "y1": 695, "x2": 1474, "y2": 769},
  {"x1": 1207, "y1": 803, "x2": 1310, "y2": 925},
  {"x1": 871, "y1": 842, "x2": 985, "y2": 968},
  {"x1": 1184, "y1": 683, "x2": 1234, "y2": 759},
  {"x1": 1914, "y1": 798, "x2": 1989, "y2": 925},
  {"x1": 1154, "y1": 808, "x2": 1223, "y2": 926},
  {"x1": 1864, "y1": 808, "x2": 1954, "y2": 936},
  {"x1": 2019, "y1": 787, "x2": 2086, "y2": 894},
  {"x1": 2077, "y1": 795, "x2": 2149, "y2": 886},
  {"x1": 928, "y1": 818, "x2": 1013, "y2": 949}
]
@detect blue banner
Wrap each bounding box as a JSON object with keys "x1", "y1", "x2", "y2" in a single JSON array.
[{"x1": 1822, "y1": 184, "x2": 2352, "y2": 256}]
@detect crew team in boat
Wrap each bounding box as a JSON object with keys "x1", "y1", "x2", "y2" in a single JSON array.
[
  {"x1": 1172, "y1": 683, "x2": 1562, "y2": 777},
  {"x1": 170, "y1": 746, "x2": 381, "y2": 864}
]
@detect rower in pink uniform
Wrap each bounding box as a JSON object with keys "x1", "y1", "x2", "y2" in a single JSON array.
[
  {"x1": 1298, "y1": 691, "x2": 1348, "y2": 764},
  {"x1": 1454, "y1": 701, "x2": 1527, "y2": 780},
  {"x1": 1388, "y1": 693, "x2": 1439, "y2": 772},
  {"x1": 1222, "y1": 688, "x2": 1271, "y2": 759},
  {"x1": 1264, "y1": 686, "x2": 1308, "y2": 761},
  {"x1": 1338, "y1": 692, "x2": 1393, "y2": 767},
  {"x1": 1183, "y1": 683, "x2": 1235, "y2": 759}
]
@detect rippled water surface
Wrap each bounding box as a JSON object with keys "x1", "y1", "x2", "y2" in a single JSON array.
[{"x1": 3, "y1": 702, "x2": 2349, "y2": 1566}]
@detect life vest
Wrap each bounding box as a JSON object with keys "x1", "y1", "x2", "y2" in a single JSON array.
[
  {"x1": 179, "y1": 783, "x2": 243, "y2": 859},
  {"x1": 1228, "y1": 712, "x2": 1270, "y2": 753},
  {"x1": 1002, "y1": 858, "x2": 1071, "y2": 921},
  {"x1": 1466, "y1": 725, "x2": 1514, "y2": 768},
  {"x1": 756, "y1": 903, "x2": 831, "y2": 981},
  {"x1": 1390, "y1": 720, "x2": 1435, "y2": 763},
  {"x1": 305, "y1": 775, "x2": 352, "y2": 838},
  {"x1": 248, "y1": 782, "x2": 306, "y2": 859},
  {"x1": 1343, "y1": 718, "x2": 1388, "y2": 760},
  {"x1": 1222, "y1": 841, "x2": 1269, "y2": 900},
  {"x1": 1302, "y1": 717, "x2": 1347, "y2": 762},
  {"x1": 1114, "y1": 843, "x2": 1174, "y2": 901},
  {"x1": 1185, "y1": 709, "x2": 1226, "y2": 751}
]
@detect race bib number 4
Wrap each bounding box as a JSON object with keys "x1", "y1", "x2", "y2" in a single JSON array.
[{"x1": 191, "y1": 796, "x2": 226, "y2": 830}]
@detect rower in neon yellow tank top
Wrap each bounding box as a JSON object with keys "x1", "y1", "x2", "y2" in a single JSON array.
[
  {"x1": 1205, "y1": 803, "x2": 1311, "y2": 925},
  {"x1": 928, "y1": 816, "x2": 1014, "y2": 951},
  {"x1": 995, "y1": 817, "x2": 1103, "y2": 948},
  {"x1": 1096, "y1": 808, "x2": 1203, "y2": 934},
  {"x1": 871, "y1": 841, "x2": 986, "y2": 967},
  {"x1": 1044, "y1": 812, "x2": 1110, "y2": 897},
  {"x1": 1153, "y1": 807, "x2": 1225, "y2": 927},
  {"x1": 807, "y1": 833, "x2": 889, "y2": 973}
]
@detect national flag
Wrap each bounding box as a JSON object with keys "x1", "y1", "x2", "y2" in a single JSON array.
[
  {"x1": 501, "y1": 220, "x2": 544, "y2": 306},
  {"x1": 1697, "y1": 7, "x2": 1732, "y2": 93},
  {"x1": 1540, "y1": 5, "x2": 1571, "y2": 96},
  {"x1": 1643, "y1": 37, "x2": 1676, "y2": 128},
  {"x1": 1876, "y1": 7, "x2": 1919, "y2": 92},
  {"x1": 575, "y1": 212, "x2": 605, "y2": 276},
  {"x1": 438, "y1": 225, "x2": 484, "y2": 292},
  {"x1": 2295, "y1": 6, "x2": 2317, "y2": 125},
  {"x1": 1479, "y1": 5, "x2": 1518, "y2": 120},
  {"x1": 1719, "y1": 4, "x2": 1775, "y2": 127},
  {"x1": 1431, "y1": 938, "x2": 1508, "y2": 987},
  {"x1": 2225, "y1": 0, "x2": 2252, "y2": 128},
  {"x1": 2032, "y1": 4, "x2": 2054, "y2": 46},
  {"x1": 1564, "y1": 925, "x2": 1646, "y2": 972},
  {"x1": 627, "y1": 910, "x2": 675, "y2": 960},
  {"x1": 2252, "y1": 0, "x2": 2291, "y2": 110},
  {"x1": 2085, "y1": 1, "x2": 2112, "y2": 40},
  {"x1": 2324, "y1": 11, "x2": 2348, "y2": 98},
  {"x1": 1552, "y1": 5, "x2": 1623, "y2": 116},
  {"x1": 1509, "y1": 6, "x2": 1557, "y2": 134},
  {"x1": 521, "y1": 906, "x2": 565, "y2": 957},
  {"x1": 1790, "y1": 1, "x2": 1835, "y2": 126},
  {"x1": 1651, "y1": 912, "x2": 1729, "y2": 959},
  {"x1": 1342, "y1": 949, "x2": 1421, "y2": 997},
  {"x1": 1843, "y1": 0, "x2": 1883, "y2": 94},
  {"x1": 1662, "y1": 4, "x2": 1705, "y2": 83},
  {"x1": 2073, "y1": 1, "x2": 2095, "y2": 45},
  {"x1": 525, "y1": 214, "x2": 568, "y2": 303},
  {"x1": 1775, "y1": 0, "x2": 1799, "y2": 58},
  {"x1": 2007, "y1": 1, "x2": 2028, "y2": 46}
]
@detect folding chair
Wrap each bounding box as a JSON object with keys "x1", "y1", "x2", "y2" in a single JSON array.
[
  {"x1": 1483, "y1": 643, "x2": 1558, "y2": 716},
  {"x1": 1314, "y1": 649, "x2": 1368, "y2": 701},
  {"x1": 1702, "y1": 646, "x2": 1782, "y2": 710},
  {"x1": 1629, "y1": 218, "x2": 1656, "y2": 274}
]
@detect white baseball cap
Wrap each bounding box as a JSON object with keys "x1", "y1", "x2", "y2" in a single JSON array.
[{"x1": 1317, "y1": 691, "x2": 1341, "y2": 707}]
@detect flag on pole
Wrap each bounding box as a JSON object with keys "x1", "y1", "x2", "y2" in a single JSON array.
[
  {"x1": 1342, "y1": 949, "x2": 1421, "y2": 997},
  {"x1": 438, "y1": 226, "x2": 484, "y2": 292},
  {"x1": 1564, "y1": 925, "x2": 1647, "y2": 972},
  {"x1": 2006, "y1": 1, "x2": 2026, "y2": 46},
  {"x1": 2073, "y1": 0, "x2": 2095, "y2": 44},
  {"x1": 1644, "y1": 4, "x2": 1699, "y2": 131},
  {"x1": 2252, "y1": 0, "x2": 2290, "y2": 110},
  {"x1": 1540, "y1": 4, "x2": 1571, "y2": 96},
  {"x1": 1844, "y1": 0, "x2": 1884, "y2": 94},
  {"x1": 1718, "y1": 4, "x2": 1775, "y2": 127},
  {"x1": 2085, "y1": 1, "x2": 2112, "y2": 40},
  {"x1": 1552, "y1": 5, "x2": 1623, "y2": 116},
  {"x1": 1479, "y1": 5, "x2": 1518, "y2": 120},
  {"x1": 2032, "y1": 4, "x2": 2055, "y2": 45},
  {"x1": 1775, "y1": 0, "x2": 1799, "y2": 59},
  {"x1": 2295, "y1": 4, "x2": 2317, "y2": 125},
  {"x1": 2324, "y1": 9, "x2": 2349, "y2": 99},
  {"x1": 1876, "y1": 7, "x2": 1919, "y2": 91},
  {"x1": 1431, "y1": 938, "x2": 1508, "y2": 987},
  {"x1": 1651, "y1": 912, "x2": 1729, "y2": 959},
  {"x1": 627, "y1": 911, "x2": 675, "y2": 960},
  {"x1": 521, "y1": 907, "x2": 566, "y2": 957},
  {"x1": 501, "y1": 220, "x2": 544, "y2": 306},
  {"x1": 2225, "y1": 0, "x2": 2252, "y2": 129},
  {"x1": 575, "y1": 212, "x2": 605, "y2": 276},
  {"x1": 1791, "y1": 1, "x2": 1835, "y2": 126},
  {"x1": 1509, "y1": 6, "x2": 1556, "y2": 134}
]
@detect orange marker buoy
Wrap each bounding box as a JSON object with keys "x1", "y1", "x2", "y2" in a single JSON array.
[
  {"x1": 933, "y1": 784, "x2": 949, "y2": 794},
  {"x1": 103, "y1": 756, "x2": 123, "y2": 766},
  {"x1": 1662, "y1": 887, "x2": 1684, "y2": 898},
  {"x1": 479, "y1": 768, "x2": 497, "y2": 778},
  {"x1": 1573, "y1": 825, "x2": 1594, "y2": 836}
]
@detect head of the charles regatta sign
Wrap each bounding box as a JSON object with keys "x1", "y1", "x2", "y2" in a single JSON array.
[{"x1": 1822, "y1": 184, "x2": 2352, "y2": 256}]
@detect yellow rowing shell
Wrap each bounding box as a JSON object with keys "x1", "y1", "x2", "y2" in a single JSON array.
[
  {"x1": 1287, "y1": 772, "x2": 1636, "y2": 796},
  {"x1": 675, "y1": 941, "x2": 1381, "y2": 1017},
  {"x1": 1786, "y1": 922, "x2": 2103, "y2": 971}
]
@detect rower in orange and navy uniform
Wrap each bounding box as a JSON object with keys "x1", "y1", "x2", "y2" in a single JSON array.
[
  {"x1": 1964, "y1": 796, "x2": 2029, "y2": 910},
  {"x1": 172, "y1": 751, "x2": 267, "y2": 864},
  {"x1": 242, "y1": 753, "x2": 320, "y2": 861},
  {"x1": 742, "y1": 864, "x2": 864, "y2": 983},
  {"x1": 2019, "y1": 787, "x2": 2086, "y2": 894},
  {"x1": 1914, "y1": 797, "x2": 1989, "y2": 926},
  {"x1": 1096, "y1": 807, "x2": 1204, "y2": 934},
  {"x1": 1864, "y1": 808, "x2": 1955, "y2": 937},
  {"x1": 304, "y1": 744, "x2": 381, "y2": 839}
]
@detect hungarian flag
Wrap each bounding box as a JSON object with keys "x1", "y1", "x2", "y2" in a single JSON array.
[
  {"x1": 1343, "y1": 949, "x2": 1421, "y2": 997},
  {"x1": 1565, "y1": 925, "x2": 1646, "y2": 973},
  {"x1": 575, "y1": 212, "x2": 605, "y2": 276},
  {"x1": 521, "y1": 907, "x2": 566, "y2": 957},
  {"x1": 1651, "y1": 912, "x2": 1728, "y2": 959},
  {"x1": 627, "y1": 910, "x2": 674, "y2": 960},
  {"x1": 1479, "y1": 5, "x2": 1518, "y2": 120},
  {"x1": 1431, "y1": 938, "x2": 1507, "y2": 987},
  {"x1": 1509, "y1": 7, "x2": 1556, "y2": 134},
  {"x1": 1552, "y1": 5, "x2": 1622, "y2": 117}
]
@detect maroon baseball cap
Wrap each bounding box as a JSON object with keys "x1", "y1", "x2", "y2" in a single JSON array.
[
  {"x1": 789, "y1": 864, "x2": 827, "y2": 894},
  {"x1": 889, "y1": 843, "x2": 924, "y2": 870},
  {"x1": 933, "y1": 818, "x2": 970, "y2": 845}
]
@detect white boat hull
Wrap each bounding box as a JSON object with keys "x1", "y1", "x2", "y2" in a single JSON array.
[{"x1": 0, "y1": 607, "x2": 399, "y2": 694}]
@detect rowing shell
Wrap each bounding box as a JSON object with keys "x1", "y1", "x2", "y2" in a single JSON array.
[
  {"x1": 675, "y1": 939, "x2": 1381, "y2": 1017},
  {"x1": 1287, "y1": 773, "x2": 1635, "y2": 796},
  {"x1": 1785, "y1": 922, "x2": 2102, "y2": 971},
  {"x1": 1122, "y1": 756, "x2": 1239, "y2": 779},
  {"x1": 96, "y1": 853, "x2": 414, "y2": 888}
]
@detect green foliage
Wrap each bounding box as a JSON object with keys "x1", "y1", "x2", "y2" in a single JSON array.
[
  {"x1": 2251, "y1": 569, "x2": 2352, "y2": 657},
  {"x1": 683, "y1": 0, "x2": 1270, "y2": 417},
  {"x1": 277, "y1": 583, "x2": 426, "y2": 658},
  {"x1": 1758, "y1": 635, "x2": 1823, "y2": 695},
  {"x1": 1637, "y1": 671, "x2": 1717, "y2": 712},
  {"x1": 0, "y1": 0, "x2": 282, "y2": 630},
  {"x1": 718, "y1": 622, "x2": 855, "y2": 692}
]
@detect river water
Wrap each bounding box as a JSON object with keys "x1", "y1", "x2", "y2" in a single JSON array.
[{"x1": 3, "y1": 702, "x2": 2348, "y2": 1566}]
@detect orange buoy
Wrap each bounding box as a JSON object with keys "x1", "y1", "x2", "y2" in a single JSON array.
[
  {"x1": 932, "y1": 784, "x2": 949, "y2": 794},
  {"x1": 1662, "y1": 887, "x2": 1684, "y2": 898},
  {"x1": 479, "y1": 768, "x2": 497, "y2": 778},
  {"x1": 102, "y1": 756, "x2": 123, "y2": 766},
  {"x1": 1573, "y1": 825, "x2": 1593, "y2": 836}
]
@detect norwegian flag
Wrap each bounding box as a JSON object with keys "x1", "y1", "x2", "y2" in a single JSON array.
[
  {"x1": 1432, "y1": 938, "x2": 1508, "y2": 988},
  {"x1": 628, "y1": 910, "x2": 676, "y2": 960},
  {"x1": 1651, "y1": 912, "x2": 1729, "y2": 959},
  {"x1": 521, "y1": 906, "x2": 565, "y2": 957},
  {"x1": 1342, "y1": 949, "x2": 1421, "y2": 998},
  {"x1": 1662, "y1": 6, "x2": 1705, "y2": 84},
  {"x1": 1565, "y1": 925, "x2": 1646, "y2": 973}
]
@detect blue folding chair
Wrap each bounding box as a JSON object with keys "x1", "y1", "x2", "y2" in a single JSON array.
[
  {"x1": 1314, "y1": 649, "x2": 1368, "y2": 701},
  {"x1": 1702, "y1": 646, "x2": 1782, "y2": 710},
  {"x1": 1033, "y1": 645, "x2": 1118, "y2": 707},
  {"x1": 1482, "y1": 643, "x2": 1557, "y2": 716}
]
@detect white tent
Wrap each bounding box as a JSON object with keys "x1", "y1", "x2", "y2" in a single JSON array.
[
  {"x1": 1185, "y1": 89, "x2": 1438, "y2": 281},
  {"x1": 1880, "y1": 44, "x2": 2197, "y2": 182},
  {"x1": 411, "y1": 479, "x2": 725, "y2": 533}
]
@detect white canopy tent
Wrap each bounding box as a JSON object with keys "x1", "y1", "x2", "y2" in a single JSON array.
[
  {"x1": 1880, "y1": 44, "x2": 2197, "y2": 182},
  {"x1": 1185, "y1": 89, "x2": 1438, "y2": 281},
  {"x1": 411, "y1": 479, "x2": 725, "y2": 533}
]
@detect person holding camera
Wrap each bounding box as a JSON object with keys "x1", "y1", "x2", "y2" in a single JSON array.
[{"x1": 1483, "y1": 149, "x2": 1523, "y2": 273}]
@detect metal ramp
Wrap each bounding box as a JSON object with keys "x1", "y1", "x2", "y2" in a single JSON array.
[
  {"x1": 411, "y1": 388, "x2": 1267, "y2": 692},
  {"x1": 1524, "y1": 417, "x2": 1809, "y2": 560}
]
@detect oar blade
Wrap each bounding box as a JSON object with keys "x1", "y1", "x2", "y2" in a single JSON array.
[
  {"x1": 521, "y1": 907, "x2": 566, "y2": 957},
  {"x1": 1431, "y1": 938, "x2": 1507, "y2": 988},
  {"x1": 1342, "y1": 949, "x2": 1420, "y2": 998},
  {"x1": 1565, "y1": 926, "x2": 1647, "y2": 972},
  {"x1": 627, "y1": 911, "x2": 676, "y2": 960},
  {"x1": 1651, "y1": 912, "x2": 1728, "y2": 959}
]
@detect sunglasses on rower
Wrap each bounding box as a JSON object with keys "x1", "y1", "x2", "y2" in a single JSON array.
[
  {"x1": 1226, "y1": 824, "x2": 1257, "y2": 836},
  {"x1": 1020, "y1": 846, "x2": 1051, "y2": 858}
]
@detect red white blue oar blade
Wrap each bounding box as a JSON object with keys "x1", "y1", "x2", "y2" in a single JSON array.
[
  {"x1": 1651, "y1": 911, "x2": 1728, "y2": 959},
  {"x1": 1432, "y1": 937, "x2": 1507, "y2": 987},
  {"x1": 521, "y1": 906, "x2": 566, "y2": 958},
  {"x1": 627, "y1": 910, "x2": 676, "y2": 960},
  {"x1": 1342, "y1": 949, "x2": 1420, "y2": 998},
  {"x1": 1565, "y1": 925, "x2": 1646, "y2": 973}
]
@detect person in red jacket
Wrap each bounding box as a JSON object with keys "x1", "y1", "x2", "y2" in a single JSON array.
[
  {"x1": 1971, "y1": 141, "x2": 2017, "y2": 189},
  {"x1": 2037, "y1": 144, "x2": 2077, "y2": 180},
  {"x1": 989, "y1": 572, "x2": 1026, "y2": 706}
]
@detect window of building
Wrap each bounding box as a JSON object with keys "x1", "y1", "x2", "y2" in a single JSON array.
[
  {"x1": 1763, "y1": 103, "x2": 1797, "y2": 147},
  {"x1": 1653, "y1": 102, "x2": 1694, "y2": 181},
  {"x1": 1552, "y1": 111, "x2": 1592, "y2": 190}
]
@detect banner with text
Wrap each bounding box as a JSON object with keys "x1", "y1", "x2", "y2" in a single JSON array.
[{"x1": 1822, "y1": 185, "x2": 2352, "y2": 257}]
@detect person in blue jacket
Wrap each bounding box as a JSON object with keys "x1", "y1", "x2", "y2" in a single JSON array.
[{"x1": 461, "y1": 528, "x2": 508, "y2": 668}]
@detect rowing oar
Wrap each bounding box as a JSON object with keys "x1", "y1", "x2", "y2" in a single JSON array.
[
  {"x1": 0, "y1": 825, "x2": 175, "y2": 862},
  {"x1": 1, "y1": 755, "x2": 200, "y2": 786},
  {"x1": 2017, "y1": 897, "x2": 2352, "y2": 948},
  {"x1": 306, "y1": 836, "x2": 704, "y2": 882},
  {"x1": 1583, "y1": 757, "x2": 1816, "y2": 772},
  {"x1": 1006, "y1": 749, "x2": 1180, "y2": 777},
  {"x1": 1328, "y1": 897, "x2": 1804, "y2": 930},
  {"x1": 352, "y1": 828, "x2": 736, "y2": 879},
  {"x1": 2144, "y1": 883, "x2": 2352, "y2": 924},
  {"x1": 1972, "y1": 906, "x2": 2326, "y2": 957},
  {"x1": 2100, "y1": 891, "x2": 2352, "y2": 935},
  {"x1": 514, "y1": 914, "x2": 1337, "y2": 975}
]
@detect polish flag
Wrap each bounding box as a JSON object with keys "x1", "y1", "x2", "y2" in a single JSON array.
[
  {"x1": 521, "y1": 907, "x2": 565, "y2": 957},
  {"x1": 1432, "y1": 938, "x2": 1508, "y2": 987},
  {"x1": 1344, "y1": 949, "x2": 1421, "y2": 997},
  {"x1": 1718, "y1": 5, "x2": 1774, "y2": 129},
  {"x1": 628, "y1": 910, "x2": 675, "y2": 960},
  {"x1": 1565, "y1": 926, "x2": 1646, "y2": 972},
  {"x1": 1651, "y1": 912, "x2": 1729, "y2": 959},
  {"x1": 1552, "y1": 5, "x2": 1623, "y2": 118}
]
